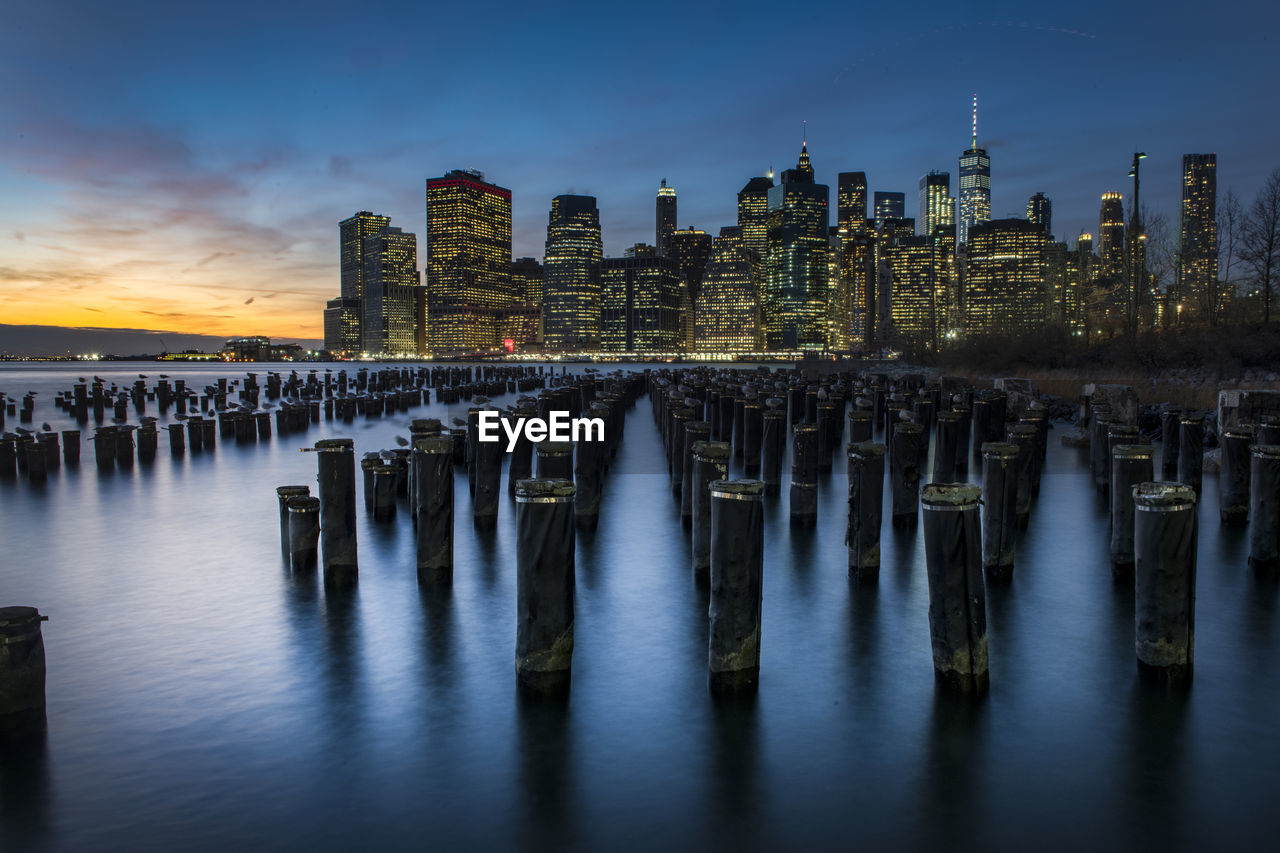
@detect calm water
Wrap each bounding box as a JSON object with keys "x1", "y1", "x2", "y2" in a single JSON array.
[{"x1": 1, "y1": 362, "x2": 1278, "y2": 852}]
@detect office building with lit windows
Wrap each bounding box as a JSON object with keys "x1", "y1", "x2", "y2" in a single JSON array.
[
  {"x1": 884, "y1": 234, "x2": 941, "y2": 351},
  {"x1": 918, "y1": 171, "x2": 954, "y2": 239},
  {"x1": 963, "y1": 218, "x2": 1049, "y2": 338},
  {"x1": 656, "y1": 180, "x2": 677, "y2": 257},
  {"x1": 424, "y1": 169, "x2": 513, "y2": 353},
  {"x1": 873, "y1": 192, "x2": 905, "y2": 230},
  {"x1": 1097, "y1": 192, "x2": 1126, "y2": 284},
  {"x1": 958, "y1": 97, "x2": 990, "y2": 244},
  {"x1": 511, "y1": 257, "x2": 543, "y2": 306},
  {"x1": 669, "y1": 227, "x2": 713, "y2": 302},
  {"x1": 337, "y1": 210, "x2": 391, "y2": 345},
  {"x1": 360, "y1": 225, "x2": 423, "y2": 355},
  {"x1": 1027, "y1": 192, "x2": 1052, "y2": 236},
  {"x1": 600, "y1": 252, "x2": 682, "y2": 353},
  {"x1": 764, "y1": 143, "x2": 830, "y2": 350},
  {"x1": 543, "y1": 194, "x2": 603, "y2": 351},
  {"x1": 843, "y1": 232, "x2": 876, "y2": 348},
  {"x1": 737, "y1": 175, "x2": 775, "y2": 261},
  {"x1": 838, "y1": 172, "x2": 869, "y2": 238},
  {"x1": 1180, "y1": 153, "x2": 1218, "y2": 316},
  {"x1": 696, "y1": 228, "x2": 760, "y2": 353},
  {"x1": 323, "y1": 297, "x2": 361, "y2": 355}
]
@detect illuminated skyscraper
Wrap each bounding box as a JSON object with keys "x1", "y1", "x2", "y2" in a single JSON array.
[
  {"x1": 844, "y1": 233, "x2": 876, "y2": 348},
  {"x1": 323, "y1": 297, "x2": 360, "y2": 355},
  {"x1": 424, "y1": 169, "x2": 513, "y2": 353},
  {"x1": 958, "y1": 95, "x2": 991, "y2": 244},
  {"x1": 764, "y1": 142, "x2": 830, "y2": 350},
  {"x1": 873, "y1": 192, "x2": 905, "y2": 230},
  {"x1": 656, "y1": 180, "x2": 677, "y2": 257},
  {"x1": 838, "y1": 172, "x2": 869, "y2": 238},
  {"x1": 600, "y1": 252, "x2": 682, "y2": 353},
  {"x1": 696, "y1": 228, "x2": 760, "y2": 352},
  {"x1": 337, "y1": 210, "x2": 391, "y2": 347},
  {"x1": 737, "y1": 175, "x2": 775, "y2": 261},
  {"x1": 963, "y1": 218, "x2": 1049, "y2": 338},
  {"x1": 669, "y1": 226, "x2": 713, "y2": 302},
  {"x1": 884, "y1": 234, "x2": 939, "y2": 351},
  {"x1": 511, "y1": 257, "x2": 543, "y2": 305},
  {"x1": 543, "y1": 194, "x2": 603, "y2": 351},
  {"x1": 1097, "y1": 192, "x2": 1127, "y2": 286},
  {"x1": 1180, "y1": 153, "x2": 1218, "y2": 315},
  {"x1": 918, "y1": 171, "x2": 954, "y2": 238},
  {"x1": 360, "y1": 225, "x2": 422, "y2": 355},
  {"x1": 1027, "y1": 192, "x2": 1052, "y2": 236}
]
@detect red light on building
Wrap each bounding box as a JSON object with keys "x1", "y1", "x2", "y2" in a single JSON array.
[{"x1": 503, "y1": 338, "x2": 515, "y2": 352}]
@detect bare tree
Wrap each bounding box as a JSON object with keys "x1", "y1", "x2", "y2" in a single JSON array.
[
  {"x1": 1141, "y1": 207, "x2": 1177, "y2": 326},
  {"x1": 1242, "y1": 169, "x2": 1280, "y2": 324},
  {"x1": 1213, "y1": 188, "x2": 1244, "y2": 325}
]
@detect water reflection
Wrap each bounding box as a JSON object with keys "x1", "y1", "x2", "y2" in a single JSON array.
[
  {"x1": 321, "y1": 586, "x2": 363, "y2": 743},
  {"x1": 0, "y1": 727, "x2": 51, "y2": 848},
  {"x1": 918, "y1": 687, "x2": 989, "y2": 851},
  {"x1": 515, "y1": 687, "x2": 574, "y2": 852},
  {"x1": 707, "y1": 692, "x2": 760, "y2": 849}
]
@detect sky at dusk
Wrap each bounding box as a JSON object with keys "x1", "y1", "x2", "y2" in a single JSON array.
[{"x1": 2, "y1": 0, "x2": 1277, "y2": 346}]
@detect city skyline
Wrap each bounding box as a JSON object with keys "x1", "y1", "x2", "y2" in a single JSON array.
[{"x1": 2, "y1": 0, "x2": 1278, "y2": 345}]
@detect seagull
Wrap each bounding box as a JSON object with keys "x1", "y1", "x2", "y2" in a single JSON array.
[
  {"x1": 41, "y1": 423, "x2": 51, "y2": 431},
  {"x1": 394, "y1": 435, "x2": 409, "y2": 447}
]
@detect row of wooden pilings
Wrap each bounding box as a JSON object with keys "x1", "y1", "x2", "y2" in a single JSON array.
[{"x1": 273, "y1": 371, "x2": 646, "y2": 695}]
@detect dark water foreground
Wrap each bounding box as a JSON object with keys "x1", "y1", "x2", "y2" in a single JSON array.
[{"x1": 1, "y1": 363, "x2": 1279, "y2": 852}]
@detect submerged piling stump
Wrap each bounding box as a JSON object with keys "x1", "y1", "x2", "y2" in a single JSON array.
[
  {"x1": 980, "y1": 442, "x2": 1019, "y2": 581},
  {"x1": 287, "y1": 495, "x2": 321, "y2": 569},
  {"x1": 692, "y1": 441, "x2": 731, "y2": 581},
  {"x1": 515, "y1": 479, "x2": 576, "y2": 693},
  {"x1": 316, "y1": 438, "x2": 358, "y2": 587},
  {"x1": 1111, "y1": 445, "x2": 1155, "y2": 574},
  {"x1": 414, "y1": 436, "x2": 454, "y2": 583},
  {"x1": 276, "y1": 485, "x2": 311, "y2": 558},
  {"x1": 0, "y1": 607, "x2": 48, "y2": 733},
  {"x1": 1248, "y1": 445, "x2": 1280, "y2": 571},
  {"x1": 922, "y1": 483, "x2": 988, "y2": 694},
  {"x1": 1133, "y1": 483, "x2": 1198, "y2": 685},
  {"x1": 789, "y1": 424, "x2": 819, "y2": 525},
  {"x1": 708, "y1": 479, "x2": 765, "y2": 695},
  {"x1": 847, "y1": 441, "x2": 886, "y2": 582},
  {"x1": 1219, "y1": 427, "x2": 1254, "y2": 525}
]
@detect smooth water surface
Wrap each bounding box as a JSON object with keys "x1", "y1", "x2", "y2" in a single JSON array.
[{"x1": 1, "y1": 363, "x2": 1278, "y2": 851}]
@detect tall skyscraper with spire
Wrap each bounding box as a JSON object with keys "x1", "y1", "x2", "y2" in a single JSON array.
[
  {"x1": 656, "y1": 179, "x2": 677, "y2": 257},
  {"x1": 764, "y1": 138, "x2": 830, "y2": 350},
  {"x1": 958, "y1": 95, "x2": 991, "y2": 244}
]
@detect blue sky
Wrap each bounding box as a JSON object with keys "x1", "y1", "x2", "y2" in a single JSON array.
[{"x1": 1, "y1": 0, "x2": 1276, "y2": 339}]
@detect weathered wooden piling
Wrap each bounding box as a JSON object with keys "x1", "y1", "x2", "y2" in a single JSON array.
[
  {"x1": 536, "y1": 441, "x2": 574, "y2": 481},
  {"x1": 848, "y1": 410, "x2": 873, "y2": 445},
  {"x1": 790, "y1": 423, "x2": 819, "y2": 525},
  {"x1": 743, "y1": 401, "x2": 764, "y2": 475},
  {"x1": 679, "y1": 420, "x2": 712, "y2": 525},
  {"x1": 847, "y1": 441, "x2": 886, "y2": 581},
  {"x1": 515, "y1": 479, "x2": 576, "y2": 693},
  {"x1": 0, "y1": 607, "x2": 48, "y2": 732},
  {"x1": 93, "y1": 427, "x2": 116, "y2": 471},
  {"x1": 933, "y1": 411, "x2": 960, "y2": 484},
  {"x1": 505, "y1": 406, "x2": 536, "y2": 495},
  {"x1": 761, "y1": 405, "x2": 785, "y2": 494},
  {"x1": 980, "y1": 443, "x2": 1019, "y2": 580},
  {"x1": 0, "y1": 435, "x2": 16, "y2": 478},
  {"x1": 1110, "y1": 445, "x2": 1154, "y2": 573},
  {"x1": 708, "y1": 478, "x2": 765, "y2": 695},
  {"x1": 1259, "y1": 416, "x2": 1280, "y2": 446},
  {"x1": 414, "y1": 436, "x2": 454, "y2": 583},
  {"x1": 186, "y1": 417, "x2": 204, "y2": 452},
  {"x1": 37, "y1": 432, "x2": 59, "y2": 472},
  {"x1": 1178, "y1": 416, "x2": 1204, "y2": 494},
  {"x1": 114, "y1": 426, "x2": 135, "y2": 469},
  {"x1": 1161, "y1": 409, "x2": 1182, "y2": 476},
  {"x1": 921, "y1": 483, "x2": 988, "y2": 693},
  {"x1": 287, "y1": 495, "x2": 321, "y2": 569},
  {"x1": 24, "y1": 441, "x2": 47, "y2": 484},
  {"x1": 890, "y1": 421, "x2": 925, "y2": 526},
  {"x1": 315, "y1": 438, "x2": 358, "y2": 587},
  {"x1": 1248, "y1": 445, "x2": 1280, "y2": 571},
  {"x1": 691, "y1": 441, "x2": 731, "y2": 581},
  {"x1": 360, "y1": 453, "x2": 379, "y2": 512},
  {"x1": 372, "y1": 464, "x2": 399, "y2": 520},
  {"x1": 1133, "y1": 483, "x2": 1197, "y2": 684},
  {"x1": 473, "y1": 427, "x2": 503, "y2": 526},
  {"x1": 1219, "y1": 426, "x2": 1254, "y2": 524},
  {"x1": 276, "y1": 485, "x2": 311, "y2": 557},
  {"x1": 1005, "y1": 423, "x2": 1037, "y2": 526}
]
